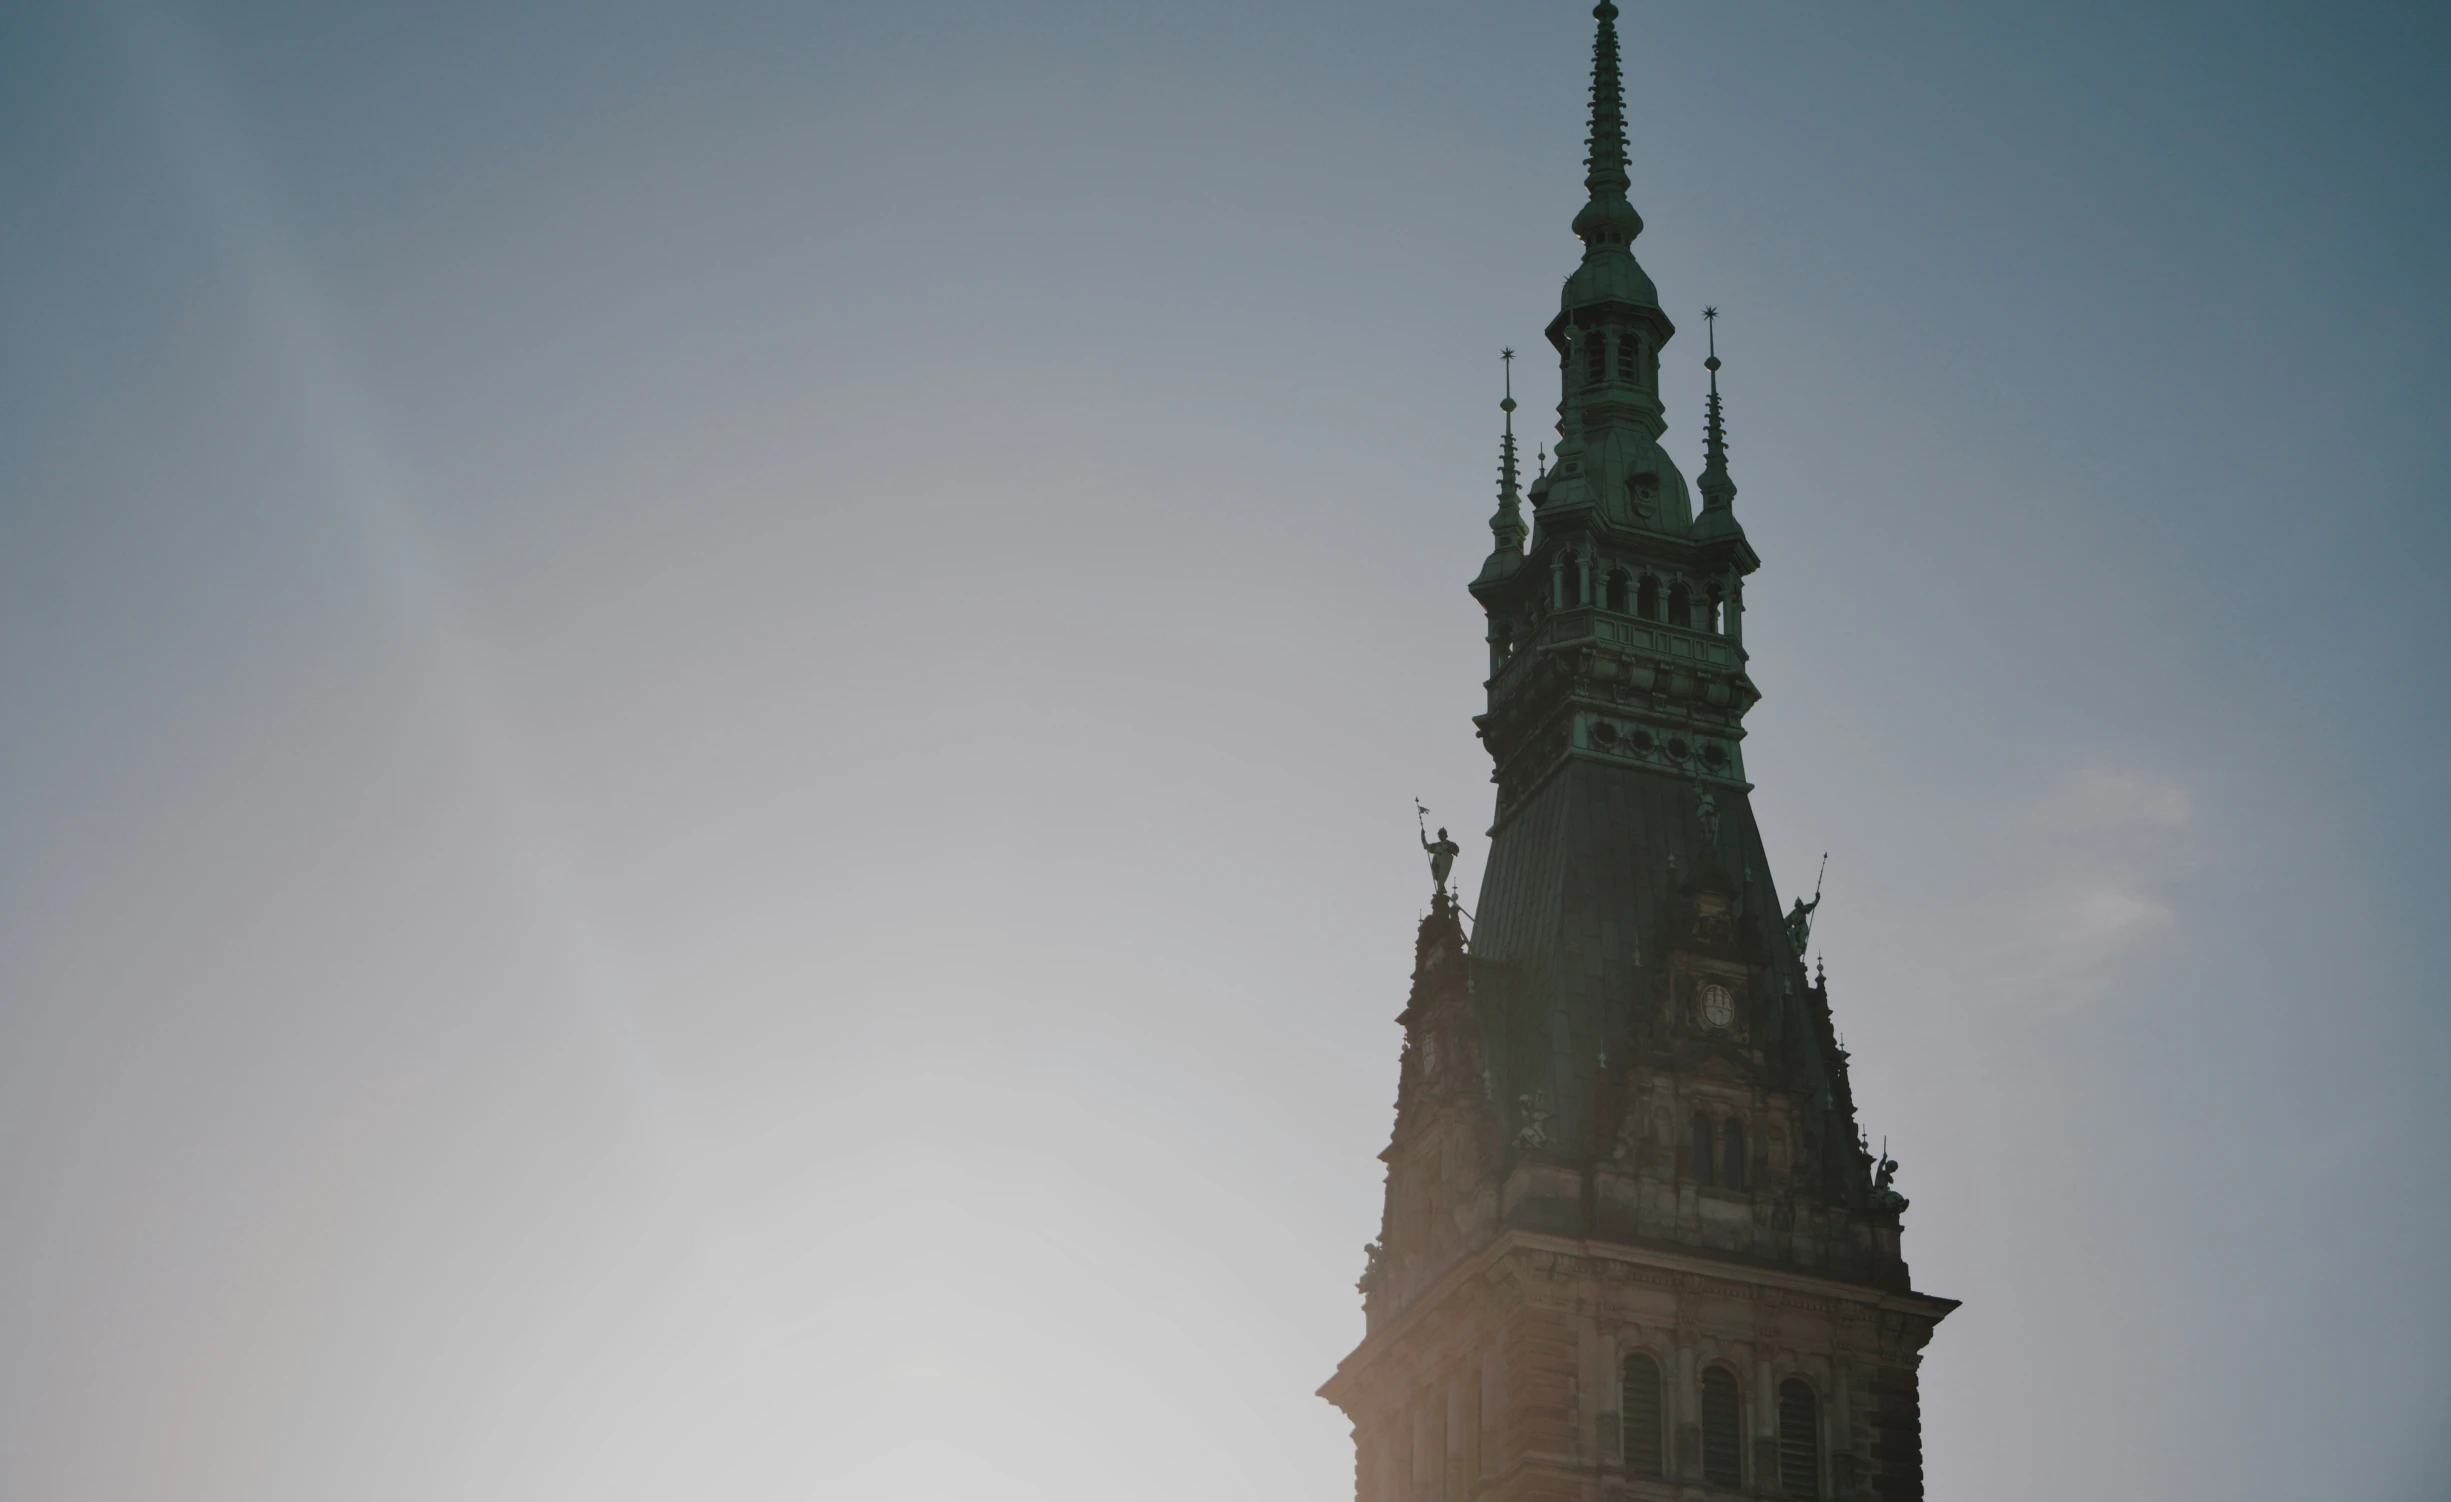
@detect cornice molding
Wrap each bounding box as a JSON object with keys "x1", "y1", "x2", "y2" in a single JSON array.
[{"x1": 1321, "y1": 1227, "x2": 1957, "y2": 1406}]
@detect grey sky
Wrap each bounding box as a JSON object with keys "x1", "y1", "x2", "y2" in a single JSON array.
[{"x1": 1, "y1": 1, "x2": 2446, "y2": 1498}]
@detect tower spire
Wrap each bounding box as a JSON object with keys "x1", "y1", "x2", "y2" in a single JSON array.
[
  {"x1": 1584, "y1": 2, "x2": 1628, "y2": 198},
  {"x1": 1491, "y1": 348, "x2": 1525, "y2": 553},
  {"x1": 1474, "y1": 350, "x2": 1530, "y2": 597},
  {"x1": 1539, "y1": 0, "x2": 1672, "y2": 490},
  {"x1": 1698, "y1": 306, "x2": 1736, "y2": 513},
  {"x1": 1572, "y1": 2, "x2": 1643, "y2": 257}
]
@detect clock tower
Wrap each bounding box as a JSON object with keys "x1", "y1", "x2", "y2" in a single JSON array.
[{"x1": 1317, "y1": 8, "x2": 1955, "y2": 1501}]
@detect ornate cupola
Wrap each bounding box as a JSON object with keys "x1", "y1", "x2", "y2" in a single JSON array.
[{"x1": 1323, "y1": 7, "x2": 1954, "y2": 1500}]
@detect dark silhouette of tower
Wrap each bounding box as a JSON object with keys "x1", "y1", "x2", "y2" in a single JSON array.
[{"x1": 1319, "y1": 9, "x2": 1954, "y2": 1499}]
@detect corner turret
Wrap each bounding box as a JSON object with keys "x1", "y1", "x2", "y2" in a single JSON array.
[
  {"x1": 1689, "y1": 308, "x2": 1755, "y2": 559},
  {"x1": 1473, "y1": 349, "x2": 1528, "y2": 599}
]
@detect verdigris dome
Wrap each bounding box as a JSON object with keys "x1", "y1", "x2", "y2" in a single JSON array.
[
  {"x1": 1587, "y1": 427, "x2": 1694, "y2": 532},
  {"x1": 1563, "y1": 249, "x2": 1659, "y2": 313}
]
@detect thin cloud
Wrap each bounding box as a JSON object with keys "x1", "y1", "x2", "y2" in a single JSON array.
[{"x1": 1990, "y1": 762, "x2": 2201, "y2": 1005}]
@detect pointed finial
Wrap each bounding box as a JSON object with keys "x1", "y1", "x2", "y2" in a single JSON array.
[
  {"x1": 1489, "y1": 349, "x2": 1526, "y2": 555},
  {"x1": 1697, "y1": 307, "x2": 1737, "y2": 513},
  {"x1": 1584, "y1": 3, "x2": 1629, "y2": 201},
  {"x1": 1570, "y1": 0, "x2": 1642, "y2": 254}
]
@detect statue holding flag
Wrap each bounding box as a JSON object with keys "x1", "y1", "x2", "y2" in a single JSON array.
[{"x1": 1417, "y1": 802, "x2": 1460, "y2": 897}]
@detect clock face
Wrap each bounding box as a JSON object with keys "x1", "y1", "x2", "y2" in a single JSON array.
[{"x1": 1701, "y1": 984, "x2": 1736, "y2": 1029}]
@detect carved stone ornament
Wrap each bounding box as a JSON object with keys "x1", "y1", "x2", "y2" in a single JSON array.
[{"x1": 1516, "y1": 1091, "x2": 1553, "y2": 1150}]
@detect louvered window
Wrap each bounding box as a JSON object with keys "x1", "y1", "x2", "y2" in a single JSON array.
[
  {"x1": 1621, "y1": 1352, "x2": 1664, "y2": 1478},
  {"x1": 1778, "y1": 1379, "x2": 1820, "y2": 1498},
  {"x1": 1699, "y1": 1366, "x2": 1743, "y2": 1490},
  {"x1": 1691, "y1": 1113, "x2": 1715, "y2": 1186},
  {"x1": 1722, "y1": 1119, "x2": 1747, "y2": 1192}
]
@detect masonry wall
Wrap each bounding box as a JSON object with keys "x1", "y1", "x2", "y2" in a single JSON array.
[{"x1": 1324, "y1": 1235, "x2": 1949, "y2": 1502}]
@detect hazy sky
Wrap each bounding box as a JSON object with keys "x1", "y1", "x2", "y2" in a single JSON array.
[{"x1": 2, "y1": 1, "x2": 2447, "y2": 1499}]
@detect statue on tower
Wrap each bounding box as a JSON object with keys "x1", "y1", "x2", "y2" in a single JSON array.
[
  {"x1": 1871, "y1": 1145, "x2": 1911, "y2": 1215},
  {"x1": 1785, "y1": 852, "x2": 1828, "y2": 958},
  {"x1": 1417, "y1": 802, "x2": 1460, "y2": 896}
]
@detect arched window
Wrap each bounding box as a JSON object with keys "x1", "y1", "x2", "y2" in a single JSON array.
[
  {"x1": 1621, "y1": 1352, "x2": 1664, "y2": 1478},
  {"x1": 1636, "y1": 575, "x2": 1660, "y2": 620},
  {"x1": 1668, "y1": 581, "x2": 1692, "y2": 628},
  {"x1": 1722, "y1": 1119, "x2": 1747, "y2": 1192},
  {"x1": 1587, "y1": 334, "x2": 1607, "y2": 386},
  {"x1": 1699, "y1": 1366, "x2": 1743, "y2": 1490},
  {"x1": 1690, "y1": 1113, "x2": 1716, "y2": 1187},
  {"x1": 1778, "y1": 1379, "x2": 1820, "y2": 1498},
  {"x1": 1705, "y1": 587, "x2": 1725, "y2": 634},
  {"x1": 1605, "y1": 570, "x2": 1629, "y2": 613}
]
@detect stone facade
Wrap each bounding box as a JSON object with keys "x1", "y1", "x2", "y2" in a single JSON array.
[
  {"x1": 1322, "y1": 898, "x2": 1951, "y2": 1502},
  {"x1": 1321, "y1": 1233, "x2": 1948, "y2": 1502}
]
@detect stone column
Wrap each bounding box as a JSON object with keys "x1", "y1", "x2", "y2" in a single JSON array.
[
  {"x1": 1754, "y1": 1351, "x2": 1781, "y2": 1496},
  {"x1": 1675, "y1": 1334, "x2": 1701, "y2": 1483},
  {"x1": 1597, "y1": 1325, "x2": 1621, "y2": 1471},
  {"x1": 1446, "y1": 1374, "x2": 1469, "y2": 1502},
  {"x1": 1577, "y1": 1313, "x2": 1602, "y2": 1467},
  {"x1": 1479, "y1": 1347, "x2": 1503, "y2": 1482}
]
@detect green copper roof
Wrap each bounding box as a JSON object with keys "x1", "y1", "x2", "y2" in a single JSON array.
[
  {"x1": 1470, "y1": 762, "x2": 1826, "y2": 1160},
  {"x1": 1563, "y1": 252, "x2": 1661, "y2": 313}
]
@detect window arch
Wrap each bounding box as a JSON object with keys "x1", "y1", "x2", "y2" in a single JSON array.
[
  {"x1": 1722, "y1": 1119, "x2": 1747, "y2": 1192},
  {"x1": 1690, "y1": 1113, "x2": 1716, "y2": 1187},
  {"x1": 1621, "y1": 1351, "x2": 1664, "y2": 1478},
  {"x1": 1778, "y1": 1379, "x2": 1820, "y2": 1498},
  {"x1": 1699, "y1": 1366, "x2": 1743, "y2": 1490},
  {"x1": 1667, "y1": 580, "x2": 1692, "y2": 628}
]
